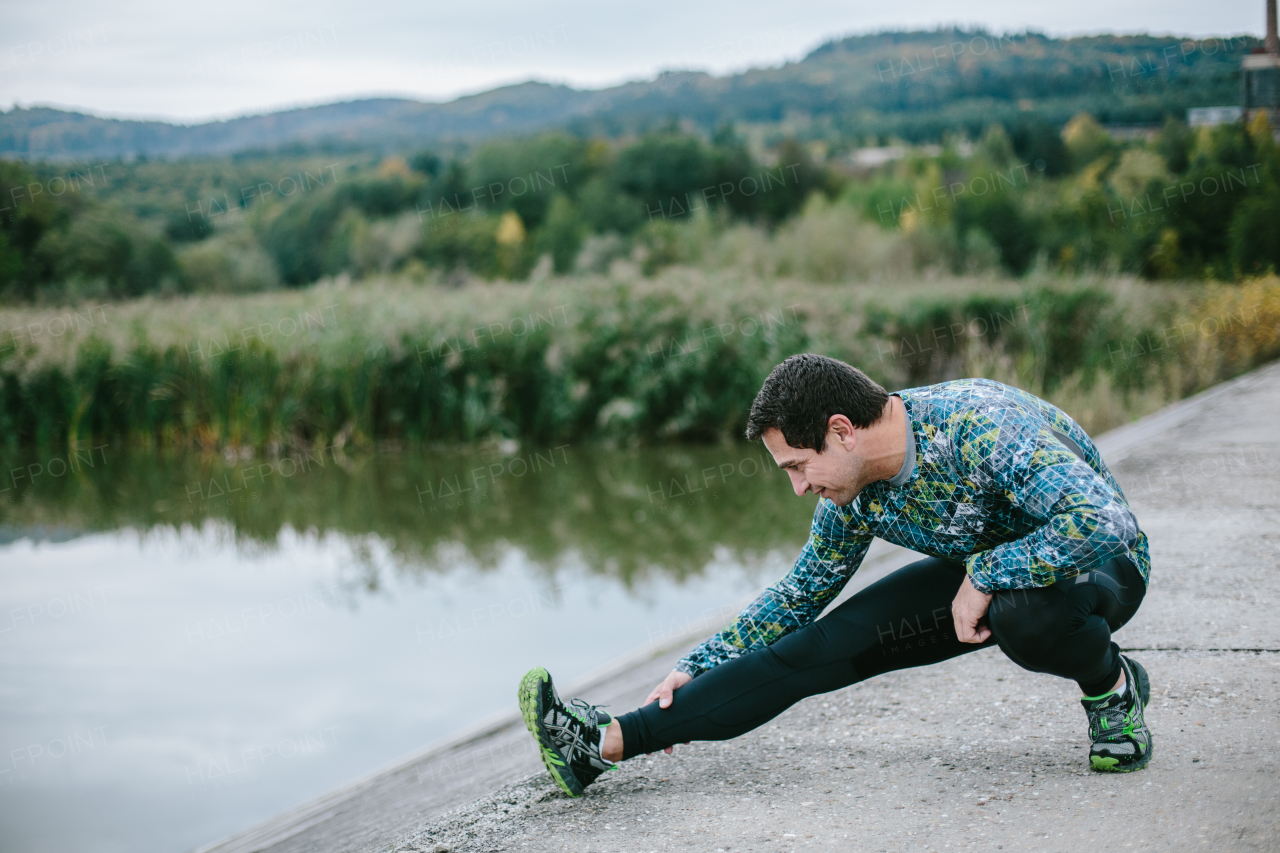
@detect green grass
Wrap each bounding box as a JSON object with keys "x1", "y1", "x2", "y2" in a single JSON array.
[{"x1": 1, "y1": 271, "x2": 1277, "y2": 452}]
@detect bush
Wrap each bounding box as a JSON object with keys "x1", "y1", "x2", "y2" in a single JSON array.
[
  {"x1": 1007, "y1": 115, "x2": 1070, "y2": 176},
  {"x1": 751, "y1": 196, "x2": 913, "y2": 281},
  {"x1": 178, "y1": 230, "x2": 281, "y2": 293},
  {"x1": 534, "y1": 195, "x2": 585, "y2": 274},
  {"x1": 3, "y1": 273, "x2": 1274, "y2": 450},
  {"x1": 1229, "y1": 194, "x2": 1280, "y2": 276},
  {"x1": 346, "y1": 212, "x2": 425, "y2": 278},
  {"x1": 35, "y1": 208, "x2": 177, "y2": 297},
  {"x1": 952, "y1": 192, "x2": 1038, "y2": 274},
  {"x1": 1062, "y1": 113, "x2": 1116, "y2": 172},
  {"x1": 259, "y1": 187, "x2": 347, "y2": 285}
]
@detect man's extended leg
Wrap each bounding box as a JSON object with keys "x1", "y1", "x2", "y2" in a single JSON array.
[
  {"x1": 526, "y1": 553, "x2": 1151, "y2": 793},
  {"x1": 614, "y1": 556, "x2": 984, "y2": 759}
]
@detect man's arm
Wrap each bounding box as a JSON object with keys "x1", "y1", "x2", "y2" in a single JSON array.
[
  {"x1": 953, "y1": 405, "x2": 1141, "y2": 592},
  {"x1": 675, "y1": 499, "x2": 872, "y2": 678}
]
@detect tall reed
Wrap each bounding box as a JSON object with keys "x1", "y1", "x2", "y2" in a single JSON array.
[{"x1": 1, "y1": 272, "x2": 1276, "y2": 452}]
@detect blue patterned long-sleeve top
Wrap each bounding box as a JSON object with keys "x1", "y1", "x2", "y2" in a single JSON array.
[{"x1": 676, "y1": 378, "x2": 1150, "y2": 678}]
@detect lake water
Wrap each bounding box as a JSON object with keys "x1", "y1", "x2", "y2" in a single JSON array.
[{"x1": 0, "y1": 444, "x2": 816, "y2": 853}]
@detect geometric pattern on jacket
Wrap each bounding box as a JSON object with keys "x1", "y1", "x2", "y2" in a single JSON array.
[{"x1": 676, "y1": 378, "x2": 1150, "y2": 678}]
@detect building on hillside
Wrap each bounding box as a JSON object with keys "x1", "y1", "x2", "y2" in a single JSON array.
[
  {"x1": 1242, "y1": 0, "x2": 1280, "y2": 121},
  {"x1": 1188, "y1": 107, "x2": 1244, "y2": 127},
  {"x1": 1187, "y1": 2, "x2": 1279, "y2": 128}
]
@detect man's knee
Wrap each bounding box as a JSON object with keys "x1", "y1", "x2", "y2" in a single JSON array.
[{"x1": 988, "y1": 588, "x2": 1071, "y2": 661}]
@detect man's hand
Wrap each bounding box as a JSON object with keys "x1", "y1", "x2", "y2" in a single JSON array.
[
  {"x1": 646, "y1": 669, "x2": 692, "y2": 708},
  {"x1": 952, "y1": 575, "x2": 993, "y2": 643},
  {"x1": 645, "y1": 669, "x2": 693, "y2": 754}
]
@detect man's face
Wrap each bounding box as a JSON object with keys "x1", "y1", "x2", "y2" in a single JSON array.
[{"x1": 762, "y1": 424, "x2": 864, "y2": 506}]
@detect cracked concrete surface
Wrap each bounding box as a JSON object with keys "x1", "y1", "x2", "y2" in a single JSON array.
[{"x1": 201, "y1": 362, "x2": 1280, "y2": 853}]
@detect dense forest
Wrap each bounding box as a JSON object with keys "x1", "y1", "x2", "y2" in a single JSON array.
[{"x1": 2, "y1": 109, "x2": 1278, "y2": 302}]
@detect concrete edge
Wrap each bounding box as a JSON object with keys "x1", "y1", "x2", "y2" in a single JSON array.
[{"x1": 1093, "y1": 360, "x2": 1280, "y2": 465}]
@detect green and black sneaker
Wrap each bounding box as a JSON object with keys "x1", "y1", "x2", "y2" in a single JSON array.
[
  {"x1": 1082, "y1": 654, "x2": 1152, "y2": 772},
  {"x1": 518, "y1": 667, "x2": 616, "y2": 797}
]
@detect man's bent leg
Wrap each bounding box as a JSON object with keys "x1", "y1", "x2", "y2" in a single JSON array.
[
  {"x1": 987, "y1": 556, "x2": 1146, "y2": 696},
  {"x1": 617, "y1": 557, "x2": 992, "y2": 759}
]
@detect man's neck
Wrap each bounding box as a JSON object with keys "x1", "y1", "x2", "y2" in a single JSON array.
[{"x1": 856, "y1": 395, "x2": 909, "y2": 488}]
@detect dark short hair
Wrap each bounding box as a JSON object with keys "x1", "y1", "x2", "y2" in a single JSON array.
[{"x1": 745, "y1": 354, "x2": 889, "y2": 450}]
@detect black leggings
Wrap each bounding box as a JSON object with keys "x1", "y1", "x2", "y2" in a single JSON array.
[{"x1": 618, "y1": 555, "x2": 1145, "y2": 760}]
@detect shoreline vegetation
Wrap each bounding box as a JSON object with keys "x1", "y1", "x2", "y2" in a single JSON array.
[{"x1": 1, "y1": 272, "x2": 1277, "y2": 453}]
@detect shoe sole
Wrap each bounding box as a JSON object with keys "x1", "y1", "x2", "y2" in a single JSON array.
[
  {"x1": 518, "y1": 667, "x2": 584, "y2": 798},
  {"x1": 1091, "y1": 750, "x2": 1152, "y2": 772},
  {"x1": 1091, "y1": 655, "x2": 1153, "y2": 773}
]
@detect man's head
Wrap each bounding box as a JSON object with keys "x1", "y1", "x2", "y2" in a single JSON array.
[{"x1": 746, "y1": 354, "x2": 892, "y2": 505}]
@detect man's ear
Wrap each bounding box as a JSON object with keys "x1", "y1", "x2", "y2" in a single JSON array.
[{"x1": 826, "y1": 414, "x2": 857, "y2": 452}]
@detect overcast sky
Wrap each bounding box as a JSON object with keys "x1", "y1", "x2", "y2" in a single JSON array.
[{"x1": 0, "y1": 0, "x2": 1267, "y2": 123}]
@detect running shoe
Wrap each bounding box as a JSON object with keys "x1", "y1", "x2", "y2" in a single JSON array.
[
  {"x1": 1082, "y1": 654, "x2": 1152, "y2": 772},
  {"x1": 518, "y1": 666, "x2": 616, "y2": 796}
]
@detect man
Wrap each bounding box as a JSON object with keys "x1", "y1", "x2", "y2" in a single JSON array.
[{"x1": 519, "y1": 354, "x2": 1152, "y2": 798}]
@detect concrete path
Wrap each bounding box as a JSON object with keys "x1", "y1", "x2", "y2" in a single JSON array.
[{"x1": 200, "y1": 362, "x2": 1280, "y2": 853}]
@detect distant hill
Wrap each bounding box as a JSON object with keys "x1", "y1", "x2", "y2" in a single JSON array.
[{"x1": 1, "y1": 29, "x2": 1255, "y2": 160}]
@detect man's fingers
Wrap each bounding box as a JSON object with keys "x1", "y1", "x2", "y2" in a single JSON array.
[
  {"x1": 664, "y1": 746, "x2": 673, "y2": 754},
  {"x1": 651, "y1": 671, "x2": 690, "y2": 710},
  {"x1": 952, "y1": 577, "x2": 994, "y2": 645}
]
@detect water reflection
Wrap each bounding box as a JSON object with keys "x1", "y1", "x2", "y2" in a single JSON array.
[
  {"x1": 0, "y1": 444, "x2": 816, "y2": 853},
  {"x1": 0, "y1": 444, "x2": 813, "y2": 586}
]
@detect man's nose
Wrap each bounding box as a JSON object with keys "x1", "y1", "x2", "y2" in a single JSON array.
[{"x1": 788, "y1": 471, "x2": 807, "y2": 497}]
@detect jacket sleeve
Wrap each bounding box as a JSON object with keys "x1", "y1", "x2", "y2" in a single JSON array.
[
  {"x1": 675, "y1": 499, "x2": 872, "y2": 678},
  {"x1": 952, "y1": 405, "x2": 1141, "y2": 592}
]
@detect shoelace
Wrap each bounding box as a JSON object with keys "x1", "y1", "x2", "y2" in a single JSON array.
[
  {"x1": 568, "y1": 698, "x2": 609, "y2": 724},
  {"x1": 1090, "y1": 700, "x2": 1131, "y2": 739},
  {"x1": 547, "y1": 699, "x2": 610, "y2": 764}
]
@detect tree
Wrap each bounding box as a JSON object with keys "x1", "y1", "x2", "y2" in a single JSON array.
[
  {"x1": 1229, "y1": 195, "x2": 1280, "y2": 276},
  {"x1": 612, "y1": 133, "x2": 712, "y2": 218},
  {"x1": 1062, "y1": 113, "x2": 1115, "y2": 172},
  {"x1": 534, "y1": 195, "x2": 585, "y2": 274},
  {"x1": 1006, "y1": 116, "x2": 1069, "y2": 177}
]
